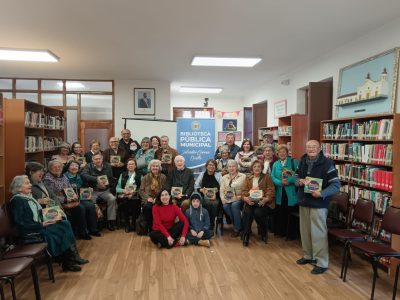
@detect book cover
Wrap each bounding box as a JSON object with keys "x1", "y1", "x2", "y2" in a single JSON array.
[
  {"x1": 125, "y1": 184, "x2": 137, "y2": 193},
  {"x1": 161, "y1": 153, "x2": 172, "y2": 163},
  {"x1": 42, "y1": 206, "x2": 63, "y2": 223},
  {"x1": 76, "y1": 156, "x2": 86, "y2": 164},
  {"x1": 304, "y1": 177, "x2": 323, "y2": 193},
  {"x1": 80, "y1": 188, "x2": 92, "y2": 200},
  {"x1": 204, "y1": 188, "x2": 217, "y2": 201},
  {"x1": 249, "y1": 189, "x2": 263, "y2": 201},
  {"x1": 171, "y1": 186, "x2": 183, "y2": 198},
  {"x1": 110, "y1": 155, "x2": 121, "y2": 164},
  {"x1": 64, "y1": 187, "x2": 77, "y2": 201},
  {"x1": 282, "y1": 167, "x2": 295, "y2": 178},
  {"x1": 97, "y1": 175, "x2": 109, "y2": 186},
  {"x1": 224, "y1": 187, "x2": 236, "y2": 202}
]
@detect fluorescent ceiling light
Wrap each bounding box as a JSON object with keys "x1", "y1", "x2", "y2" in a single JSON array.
[
  {"x1": 191, "y1": 56, "x2": 261, "y2": 67},
  {"x1": 180, "y1": 87, "x2": 223, "y2": 94},
  {"x1": 57, "y1": 82, "x2": 85, "y2": 88},
  {"x1": 0, "y1": 48, "x2": 59, "y2": 62}
]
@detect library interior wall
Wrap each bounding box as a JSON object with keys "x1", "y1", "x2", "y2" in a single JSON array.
[{"x1": 244, "y1": 15, "x2": 400, "y2": 127}]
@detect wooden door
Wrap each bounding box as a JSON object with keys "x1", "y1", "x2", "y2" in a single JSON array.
[
  {"x1": 80, "y1": 121, "x2": 113, "y2": 152},
  {"x1": 252, "y1": 102, "x2": 267, "y2": 145},
  {"x1": 243, "y1": 107, "x2": 252, "y2": 140}
]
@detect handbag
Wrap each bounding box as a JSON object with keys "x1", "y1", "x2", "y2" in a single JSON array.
[
  {"x1": 136, "y1": 155, "x2": 147, "y2": 170},
  {"x1": 135, "y1": 212, "x2": 148, "y2": 236}
]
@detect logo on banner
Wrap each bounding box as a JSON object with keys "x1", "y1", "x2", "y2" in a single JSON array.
[{"x1": 192, "y1": 121, "x2": 201, "y2": 130}]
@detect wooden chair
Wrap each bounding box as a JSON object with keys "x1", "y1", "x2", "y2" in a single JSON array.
[
  {"x1": 343, "y1": 206, "x2": 400, "y2": 300},
  {"x1": 327, "y1": 191, "x2": 350, "y2": 229},
  {"x1": 328, "y1": 198, "x2": 375, "y2": 280},
  {"x1": 0, "y1": 257, "x2": 41, "y2": 300}
]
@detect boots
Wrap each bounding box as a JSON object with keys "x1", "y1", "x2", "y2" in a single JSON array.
[
  {"x1": 197, "y1": 239, "x2": 210, "y2": 248},
  {"x1": 108, "y1": 220, "x2": 116, "y2": 231},
  {"x1": 70, "y1": 244, "x2": 89, "y2": 265},
  {"x1": 61, "y1": 249, "x2": 81, "y2": 272},
  {"x1": 243, "y1": 233, "x2": 249, "y2": 247}
]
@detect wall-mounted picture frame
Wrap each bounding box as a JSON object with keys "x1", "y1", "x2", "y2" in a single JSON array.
[
  {"x1": 222, "y1": 119, "x2": 238, "y2": 131},
  {"x1": 274, "y1": 99, "x2": 287, "y2": 119},
  {"x1": 218, "y1": 131, "x2": 242, "y2": 142},
  {"x1": 134, "y1": 88, "x2": 155, "y2": 115},
  {"x1": 336, "y1": 48, "x2": 400, "y2": 118}
]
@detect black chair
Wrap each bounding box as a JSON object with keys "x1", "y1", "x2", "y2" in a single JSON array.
[
  {"x1": 327, "y1": 191, "x2": 350, "y2": 229},
  {"x1": 328, "y1": 198, "x2": 375, "y2": 280},
  {"x1": 343, "y1": 206, "x2": 400, "y2": 300}
]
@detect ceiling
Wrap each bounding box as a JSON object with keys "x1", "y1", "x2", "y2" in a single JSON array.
[{"x1": 1, "y1": 0, "x2": 400, "y2": 98}]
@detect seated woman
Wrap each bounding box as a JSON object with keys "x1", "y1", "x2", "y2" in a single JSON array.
[
  {"x1": 51, "y1": 142, "x2": 74, "y2": 169},
  {"x1": 220, "y1": 159, "x2": 246, "y2": 237},
  {"x1": 216, "y1": 147, "x2": 230, "y2": 176},
  {"x1": 235, "y1": 139, "x2": 257, "y2": 174},
  {"x1": 135, "y1": 137, "x2": 155, "y2": 178},
  {"x1": 116, "y1": 158, "x2": 142, "y2": 232},
  {"x1": 70, "y1": 142, "x2": 87, "y2": 168},
  {"x1": 64, "y1": 160, "x2": 100, "y2": 237},
  {"x1": 194, "y1": 159, "x2": 221, "y2": 232},
  {"x1": 241, "y1": 160, "x2": 275, "y2": 246},
  {"x1": 150, "y1": 189, "x2": 188, "y2": 248},
  {"x1": 9, "y1": 175, "x2": 87, "y2": 272},
  {"x1": 139, "y1": 159, "x2": 167, "y2": 233},
  {"x1": 43, "y1": 160, "x2": 93, "y2": 240}
]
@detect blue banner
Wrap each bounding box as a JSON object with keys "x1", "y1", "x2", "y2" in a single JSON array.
[{"x1": 176, "y1": 118, "x2": 215, "y2": 169}]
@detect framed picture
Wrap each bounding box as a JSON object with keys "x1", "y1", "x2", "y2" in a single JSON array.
[
  {"x1": 336, "y1": 48, "x2": 400, "y2": 118},
  {"x1": 218, "y1": 131, "x2": 242, "y2": 142},
  {"x1": 222, "y1": 119, "x2": 238, "y2": 131},
  {"x1": 134, "y1": 88, "x2": 155, "y2": 115},
  {"x1": 274, "y1": 99, "x2": 287, "y2": 119}
]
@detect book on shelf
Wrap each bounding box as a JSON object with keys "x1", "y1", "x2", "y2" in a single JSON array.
[
  {"x1": 203, "y1": 188, "x2": 217, "y2": 201},
  {"x1": 41, "y1": 206, "x2": 64, "y2": 223},
  {"x1": 224, "y1": 187, "x2": 236, "y2": 202},
  {"x1": 171, "y1": 186, "x2": 183, "y2": 198},
  {"x1": 64, "y1": 187, "x2": 77, "y2": 201},
  {"x1": 304, "y1": 177, "x2": 323, "y2": 193},
  {"x1": 97, "y1": 175, "x2": 109, "y2": 186},
  {"x1": 80, "y1": 188, "x2": 92, "y2": 200},
  {"x1": 25, "y1": 136, "x2": 44, "y2": 153},
  {"x1": 322, "y1": 122, "x2": 352, "y2": 139},
  {"x1": 349, "y1": 165, "x2": 392, "y2": 192},
  {"x1": 43, "y1": 136, "x2": 63, "y2": 151},
  {"x1": 278, "y1": 126, "x2": 292, "y2": 136},
  {"x1": 249, "y1": 189, "x2": 263, "y2": 201},
  {"x1": 110, "y1": 155, "x2": 121, "y2": 164}
]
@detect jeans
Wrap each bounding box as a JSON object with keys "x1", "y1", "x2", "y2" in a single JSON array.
[
  {"x1": 203, "y1": 200, "x2": 219, "y2": 231},
  {"x1": 186, "y1": 229, "x2": 213, "y2": 244},
  {"x1": 223, "y1": 201, "x2": 242, "y2": 232}
]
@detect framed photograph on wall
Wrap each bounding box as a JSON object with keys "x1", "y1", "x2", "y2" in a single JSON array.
[
  {"x1": 134, "y1": 88, "x2": 155, "y2": 115},
  {"x1": 222, "y1": 119, "x2": 238, "y2": 131},
  {"x1": 336, "y1": 48, "x2": 400, "y2": 118},
  {"x1": 274, "y1": 99, "x2": 287, "y2": 119}
]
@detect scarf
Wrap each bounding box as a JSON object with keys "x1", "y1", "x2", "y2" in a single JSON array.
[
  {"x1": 13, "y1": 193, "x2": 42, "y2": 222},
  {"x1": 150, "y1": 172, "x2": 159, "y2": 192},
  {"x1": 305, "y1": 153, "x2": 321, "y2": 175}
]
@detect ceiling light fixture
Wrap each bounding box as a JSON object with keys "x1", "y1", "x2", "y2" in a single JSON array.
[
  {"x1": 191, "y1": 56, "x2": 261, "y2": 67},
  {"x1": 0, "y1": 48, "x2": 59, "y2": 62},
  {"x1": 180, "y1": 87, "x2": 223, "y2": 94}
]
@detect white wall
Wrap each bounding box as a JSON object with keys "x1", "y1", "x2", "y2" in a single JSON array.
[
  {"x1": 244, "y1": 16, "x2": 400, "y2": 127},
  {"x1": 114, "y1": 79, "x2": 171, "y2": 136}
]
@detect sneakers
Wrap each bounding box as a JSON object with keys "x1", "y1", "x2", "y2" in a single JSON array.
[
  {"x1": 198, "y1": 240, "x2": 210, "y2": 248},
  {"x1": 311, "y1": 266, "x2": 328, "y2": 275},
  {"x1": 296, "y1": 257, "x2": 317, "y2": 265}
]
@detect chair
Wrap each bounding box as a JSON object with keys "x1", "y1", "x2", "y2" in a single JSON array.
[
  {"x1": 327, "y1": 191, "x2": 350, "y2": 229},
  {"x1": 343, "y1": 206, "x2": 400, "y2": 300},
  {"x1": 0, "y1": 257, "x2": 41, "y2": 300},
  {"x1": 0, "y1": 205, "x2": 54, "y2": 283},
  {"x1": 328, "y1": 198, "x2": 375, "y2": 280}
]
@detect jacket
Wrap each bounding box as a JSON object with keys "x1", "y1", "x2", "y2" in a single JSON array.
[
  {"x1": 271, "y1": 157, "x2": 298, "y2": 206},
  {"x1": 139, "y1": 173, "x2": 167, "y2": 205},
  {"x1": 241, "y1": 173, "x2": 276, "y2": 209}
]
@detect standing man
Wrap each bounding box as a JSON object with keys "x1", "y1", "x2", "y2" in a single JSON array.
[
  {"x1": 155, "y1": 135, "x2": 178, "y2": 175},
  {"x1": 295, "y1": 140, "x2": 340, "y2": 275},
  {"x1": 119, "y1": 129, "x2": 140, "y2": 158},
  {"x1": 214, "y1": 132, "x2": 240, "y2": 160},
  {"x1": 103, "y1": 137, "x2": 129, "y2": 180}
]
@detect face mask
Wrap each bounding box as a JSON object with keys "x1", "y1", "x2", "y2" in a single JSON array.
[{"x1": 130, "y1": 143, "x2": 137, "y2": 151}]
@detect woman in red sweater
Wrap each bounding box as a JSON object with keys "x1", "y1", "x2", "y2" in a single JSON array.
[{"x1": 150, "y1": 189, "x2": 189, "y2": 248}]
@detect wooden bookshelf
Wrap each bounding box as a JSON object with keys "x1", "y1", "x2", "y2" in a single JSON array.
[
  {"x1": 257, "y1": 126, "x2": 278, "y2": 145},
  {"x1": 320, "y1": 113, "x2": 400, "y2": 274},
  {"x1": 0, "y1": 94, "x2": 4, "y2": 204},
  {"x1": 3, "y1": 99, "x2": 65, "y2": 200},
  {"x1": 278, "y1": 114, "x2": 308, "y2": 159}
]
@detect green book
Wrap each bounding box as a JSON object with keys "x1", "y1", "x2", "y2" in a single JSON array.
[{"x1": 304, "y1": 177, "x2": 323, "y2": 193}]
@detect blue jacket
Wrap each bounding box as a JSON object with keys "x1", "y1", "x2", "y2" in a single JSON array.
[{"x1": 271, "y1": 157, "x2": 298, "y2": 206}]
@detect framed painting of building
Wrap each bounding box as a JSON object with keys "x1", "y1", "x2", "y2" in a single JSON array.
[{"x1": 336, "y1": 48, "x2": 400, "y2": 118}]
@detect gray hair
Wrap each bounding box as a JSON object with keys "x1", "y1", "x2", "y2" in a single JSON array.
[
  {"x1": 263, "y1": 144, "x2": 275, "y2": 152},
  {"x1": 174, "y1": 155, "x2": 185, "y2": 163},
  {"x1": 10, "y1": 175, "x2": 29, "y2": 195},
  {"x1": 226, "y1": 159, "x2": 238, "y2": 168},
  {"x1": 160, "y1": 135, "x2": 169, "y2": 141},
  {"x1": 141, "y1": 137, "x2": 150, "y2": 143},
  {"x1": 148, "y1": 159, "x2": 162, "y2": 169},
  {"x1": 48, "y1": 159, "x2": 63, "y2": 170}
]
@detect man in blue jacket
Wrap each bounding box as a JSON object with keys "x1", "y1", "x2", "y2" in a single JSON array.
[{"x1": 295, "y1": 140, "x2": 340, "y2": 275}]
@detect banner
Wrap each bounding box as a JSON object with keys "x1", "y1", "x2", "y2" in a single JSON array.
[{"x1": 176, "y1": 118, "x2": 215, "y2": 169}]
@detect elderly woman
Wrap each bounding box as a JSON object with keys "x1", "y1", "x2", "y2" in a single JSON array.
[
  {"x1": 262, "y1": 144, "x2": 278, "y2": 175},
  {"x1": 9, "y1": 175, "x2": 87, "y2": 272},
  {"x1": 235, "y1": 139, "x2": 257, "y2": 174},
  {"x1": 241, "y1": 160, "x2": 275, "y2": 246},
  {"x1": 216, "y1": 147, "x2": 230, "y2": 176},
  {"x1": 51, "y1": 142, "x2": 73, "y2": 166},
  {"x1": 84, "y1": 139, "x2": 101, "y2": 163},
  {"x1": 166, "y1": 155, "x2": 194, "y2": 212},
  {"x1": 271, "y1": 144, "x2": 299, "y2": 239},
  {"x1": 220, "y1": 159, "x2": 246, "y2": 237},
  {"x1": 116, "y1": 158, "x2": 142, "y2": 232},
  {"x1": 135, "y1": 137, "x2": 155, "y2": 177},
  {"x1": 194, "y1": 159, "x2": 221, "y2": 232},
  {"x1": 150, "y1": 189, "x2": 189, "y2": 249},
  {"x1": 139, "y1": 159, "x2": 167, "y2": 233},
  {"x1": 43, "y1": 160, "x2": 92, "y2": 240}
]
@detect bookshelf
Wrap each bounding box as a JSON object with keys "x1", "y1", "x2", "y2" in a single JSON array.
[
  {"x1": 257, "y1": 126, "x2": 278, "y2": 145},
  {"x1": 320, "y1": 113, "x2": 400, "y2": 272},
  {"x1": 278, "y1": 114, "x2": 308, "y2": 159},
  {"x1": 3, "y1": 99, "x2": 65, "y2": 199},
  {"x1": 0, "y1": 94, "x2": 4, "y2": 203}
]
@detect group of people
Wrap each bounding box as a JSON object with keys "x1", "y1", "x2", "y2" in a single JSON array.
[{"x1": 8, "y1": 129, "x2": 340, "y2": 275}]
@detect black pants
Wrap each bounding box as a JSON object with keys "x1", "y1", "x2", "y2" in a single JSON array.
[
  {"x1": 149, "y1": 221, "x2": 184, "y2": 248},
  {"x1": 274, "y1": 189, "x2": 298, "y2": 239},
  {"x1": 119, "y1": 197, "x2": 141, "y2": 228},
  {"x1": 203, "y1": 200, "x2": 219, "y2": 231},
  {"x1": 67, "y1": 202, "x2": 97, "y2": 236},
  {"x1": 143, "y1": 202, "x2": 153, "y2": 232},
  {"x1": 242, "y1": 204, "x2": 273, "y2": 236}
]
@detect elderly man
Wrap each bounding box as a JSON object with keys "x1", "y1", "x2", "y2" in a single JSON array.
[
  {"x1": 119, "y1": 129, "x2": 140, "y2": 158},
  {"x1": 155, "y1": 135, "x2": 178, "y2": 175},
  {"x1": 81, "y1": 152, "x2": 117, "y2": 231},
  {"x1": 295, "y1": 140, "x2": 340, "y2": 275},
  {"x1": 103, "y1": 136, "x2": 129, "y2": 179},
  {"x1": 166, "y1": 155, "x2": 194, "y2": 212},
  {"x1": 214, "y1": 132, "x2": 240, "y2": 160}
]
